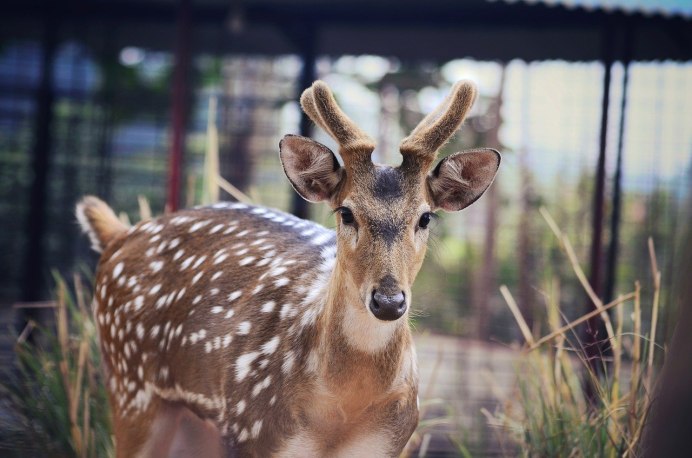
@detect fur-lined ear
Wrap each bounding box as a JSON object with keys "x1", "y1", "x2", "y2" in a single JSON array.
[
  {"x1": 279, "y1": 135, "x2": 344, "y2": 203},
  {"x1": 427, "y1": 149, "x2": 500, "y2": 211}
]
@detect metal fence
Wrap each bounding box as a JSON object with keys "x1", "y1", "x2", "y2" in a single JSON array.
[{"x1": 0, "y1": 35, "x2": 690, "y2": 454}]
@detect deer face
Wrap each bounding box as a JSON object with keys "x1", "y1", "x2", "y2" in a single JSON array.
[
  {"x1": 333, "y1": 163, "x2": 431, "y2": 321},
  {"x1": 280, "y1": 81, "x2": 500, "y2": 323}
]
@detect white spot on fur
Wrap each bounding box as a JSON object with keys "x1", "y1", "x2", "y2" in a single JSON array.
[
  {"x1": 180, "y1": 255, "x2": 196, "y2": 269},
  {"x1": 211, "y1": 306, "x2": 224, "y2": 314},
  {"x1": 282, "y1": 351, "x2": 295, "y2": 374},
  {"x1": 235, "y1": 352, "x2": 260, "y2": 381},
  {"x1": 261, "y1": 301, "x2": 276, "y2": 313},
  {"x1": 223, "y1": 334, "x2": 232, "y2": 347},
  {"x1": 228, "y1": 290, "x2": 242, "y2": 302},
  {"x1": 113, "y1": 262, "x2": 124, "y2": 278},
  {"x1": 270, "y1": 266, "x2": 287, "y2": 277},
  {"x1": 237, "y1": 321, "x2": 251, "y2": 335},
  {"x1": 136, "y1": 323, "x2": 145, "y2": 340},
  {"x1": 189, "y1": 220, "x2": 211, "y2": 232},
  {"x1": 280, "y1": 303, "x2": 294, "y2": 319},
  {"x1": 192, "y1": 255, "x2": 207, "y2": 269},
  {"x1": 261, "y1": 336, "x2": 280, "y2": 354},
  {"x1": 311, "y1": 232, "x2": 332, "y2": 246},
  {"x1": 149, "y1": 284, "x2": 161, "y2": 295},
  {"x1": 251, "y1": 419, "x2": 263, "y2": 438},
  {"x1": 252, "y1": 284, "x2": 264, "y2": 295}
]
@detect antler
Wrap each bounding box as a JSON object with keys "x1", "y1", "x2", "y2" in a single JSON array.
[
  {"x1": 300, "y1": 81, "x2": 376, "y2": 168},
  {"x1": 400, "y1": 81, "x2": 478, "y2": 170}
]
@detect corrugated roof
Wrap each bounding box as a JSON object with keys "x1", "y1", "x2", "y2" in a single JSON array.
[
  {"x1": 499, "y1": 0, "x2": 692, "y2": 19},
  {"x1": 1, "y1": 0, "x2": 690, "y2": 62}
]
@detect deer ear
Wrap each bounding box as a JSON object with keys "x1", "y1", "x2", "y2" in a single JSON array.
[
  {"x1": 427, "y1": 149, "x2": 500, "y2": 211},
  {"x1": 279, "y1": 135, "x2": 345, "y2": 203}
]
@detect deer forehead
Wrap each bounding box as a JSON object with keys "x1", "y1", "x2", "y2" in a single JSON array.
[{"x1": 345, "y1": 165, "x2": 427, "y2": 215}]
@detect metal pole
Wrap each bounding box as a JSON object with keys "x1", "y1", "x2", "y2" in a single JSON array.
[
  {"x1": 604, "y1": 28, "x2": 632, "y2": 305},
  {"x1": 291, "y1": 25, "x2": 316, "y2": 220},
  {"x1": 21, "y1": 12, "x2": 57, "y2": 303},
  {"x1": 584, "y1": 24, "x2": 615, "y2": 399},
  {"x1": 166, "y1": 0, "x2": 192, "y2": 212}
]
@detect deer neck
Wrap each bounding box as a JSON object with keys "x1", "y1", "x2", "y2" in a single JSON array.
[{"x1": 312, "y1": 260, "x2": 412, "y2": 394}]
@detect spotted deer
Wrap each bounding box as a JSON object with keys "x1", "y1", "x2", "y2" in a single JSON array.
[{"x1": 76, "y1": 80, "x2": 500, "y2": 457}]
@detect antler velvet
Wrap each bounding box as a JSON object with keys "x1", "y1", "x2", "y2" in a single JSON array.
[
  {"x1": 400, "y1": 80, "x2": 478, "y2": 171},
  {"x1": 300, "y1": 81, "x2": 376, "y2": 168}
]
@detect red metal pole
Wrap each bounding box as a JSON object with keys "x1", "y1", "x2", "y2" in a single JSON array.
[{"x1": 167, "y1": 0, "x2": 191, "y2": 212}]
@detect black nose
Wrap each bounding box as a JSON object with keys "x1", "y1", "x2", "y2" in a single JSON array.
[{"x1": 370, "y1": 289, "x2": 407, "y2": 321}]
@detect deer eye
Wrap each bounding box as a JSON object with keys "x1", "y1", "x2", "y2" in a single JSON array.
[
  {"x1": 337, "y1": 207, "x2": 355, "y2": 225},
  {"x1": 418, "y1": 212, "x2": 434, "y2": 229}
]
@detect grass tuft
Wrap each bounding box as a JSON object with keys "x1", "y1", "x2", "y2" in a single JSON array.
[
  {"x1": 489, "y1": 210, "x2": 662, "y2": 457},
  {"x1": 0, "y1": 272, "x2": 113, "y2": 458}
]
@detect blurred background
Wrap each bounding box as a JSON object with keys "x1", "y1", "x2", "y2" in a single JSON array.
[{"x1": 0, "y1": 0, "x2": 690, "y2": 456}]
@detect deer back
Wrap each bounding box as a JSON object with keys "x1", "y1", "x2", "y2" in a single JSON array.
[{"x1": 93, "y1": 201, "x2": 336, "y2": 449}]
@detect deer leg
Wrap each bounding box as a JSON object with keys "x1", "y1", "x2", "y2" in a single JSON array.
[
  {"x1": 113, "y1": 396, "x2": 225, "y2": 458},
  {"x1": 168, "y1": 405, "x2": 224, "y2": 458},
  {"x1": 112, "y1": 397, "x2": 182, "y2": 458}
]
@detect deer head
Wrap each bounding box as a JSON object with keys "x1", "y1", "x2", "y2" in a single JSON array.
[{"x1": 280, "y1": 80, "x2": 500, "y2": 323}]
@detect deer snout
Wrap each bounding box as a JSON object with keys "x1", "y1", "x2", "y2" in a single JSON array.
[{"x1": 370, "y1": 287, "x2": 406, "y2": 321}]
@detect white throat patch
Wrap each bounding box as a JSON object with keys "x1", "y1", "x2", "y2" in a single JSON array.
[{"x1": 341, "y1": 302, "x2": 399, "y2": 353}]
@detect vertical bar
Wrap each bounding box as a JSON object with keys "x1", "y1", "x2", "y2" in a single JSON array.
[
  {"x1": 604, "y1": 28, "x2": 632, "y2": 305},
  {"x1": 21, "y1": 13, "x2": 57, "y2": 303},
  {"x1": 167, "y1": 0, "x2": 192, "y2": 212},
  {"x1": 584, "y1": 24, "x2": 614, "y2": 398},
  {"x1": 291, "y1": 25, "x2": 315, "y2": 219}
]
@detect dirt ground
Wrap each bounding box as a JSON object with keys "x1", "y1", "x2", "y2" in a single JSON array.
[{"x1": 413, "y1": 333, "x2": 523, "y2": 456}]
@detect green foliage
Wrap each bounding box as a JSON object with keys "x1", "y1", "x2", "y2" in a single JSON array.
[{"x1": 0, "y1": 273, "x2": 113, "y2": 458}]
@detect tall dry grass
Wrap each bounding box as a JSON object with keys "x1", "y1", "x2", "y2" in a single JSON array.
[
  {"x1": 487, "y1": 208, "x2": 663, "y2": 457},
  {"x1": 0, "y1": 273, "x2": 113, "y2": 457}
]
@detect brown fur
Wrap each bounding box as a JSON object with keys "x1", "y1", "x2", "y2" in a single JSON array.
[
  {"x1": 76, "y1": 195, "x2": 129, "y2": 252},
  {"x1": 79, "y1": 80, "x2": 499, "y2": 457}
]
